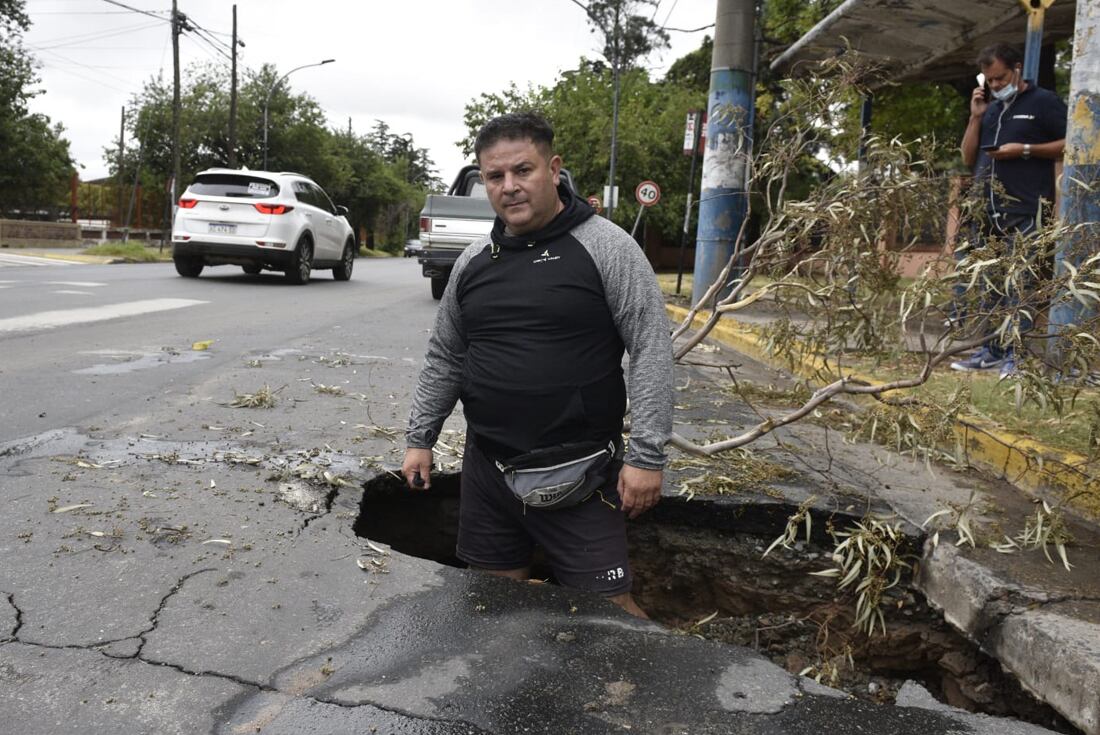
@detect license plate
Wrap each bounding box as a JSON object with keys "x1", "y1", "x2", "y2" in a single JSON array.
[{"x1": 209, "y1": 222, "x2": 237, "y2": 234}]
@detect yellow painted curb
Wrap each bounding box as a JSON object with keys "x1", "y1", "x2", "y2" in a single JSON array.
[{"x1": 667, "y1": 303, "x2": 1100, "y2": 519}]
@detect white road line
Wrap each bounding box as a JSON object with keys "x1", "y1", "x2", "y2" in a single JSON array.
[
  {"x1": 46, "y1": 281, "x2": 107, "y2": 287},
  {"x1": 52, "y1": 290, "x2": 95, "y2": 296},
  {"x1": 0, "y1": 254, "x2": 72, "y2": 267},
  {"x1": 0, "y1": 299, "x2": 208, "y2": 334}
]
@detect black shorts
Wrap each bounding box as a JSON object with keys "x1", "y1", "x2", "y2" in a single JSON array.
[{"x1": 456, "y1": 432, "x2": 632, "y2": 597}]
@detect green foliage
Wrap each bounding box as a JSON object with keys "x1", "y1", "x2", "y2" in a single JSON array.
[
  {"x1": 118, "y1": 62, "x2": 439, "y2": 249},
  {"x1": 460, "y1": 59, "x2": 705, "y2": 238},
  {"x1": 0, "y1": 0, "x2": 73, "y2": 217}
]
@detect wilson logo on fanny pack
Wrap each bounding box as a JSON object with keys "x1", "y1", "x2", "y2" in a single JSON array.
[{"x1": 494, "y1": 439, "x2": 619, "y2": 509}]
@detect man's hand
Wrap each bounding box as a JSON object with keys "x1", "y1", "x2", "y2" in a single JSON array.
[
  {"x1": 988, "y1": 142, "x2": 1025, "y2": 160},
  {"x1": 402, "y1": 448, "x2": 434, "y2": 490},
  {"x1": 618, "y1": 465, "x2": 662, "y2": 519},
  {"x1": 970, "y1": 86, "x2": 989, "y2": 119}
]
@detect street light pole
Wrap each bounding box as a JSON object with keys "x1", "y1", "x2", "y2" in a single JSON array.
[{"x1": 262, "y1": 59, "x2": 335, "y2": 170}]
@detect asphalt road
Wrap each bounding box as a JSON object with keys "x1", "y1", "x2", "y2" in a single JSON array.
[{"x1": 0, "y1": 256, "x2": 433, "y2": 444}]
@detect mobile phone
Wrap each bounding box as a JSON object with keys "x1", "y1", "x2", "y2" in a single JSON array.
[
  {"x1": 977, "y1": 73, "x2": 990, "y2": 102},
  {"x1": 981, "y1": 144, "x2": 999, "y2": 152}
]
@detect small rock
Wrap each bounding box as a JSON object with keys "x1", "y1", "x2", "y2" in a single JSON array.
[{"x1": 556, "y1": 631, "x2": 576, "y2": 643}]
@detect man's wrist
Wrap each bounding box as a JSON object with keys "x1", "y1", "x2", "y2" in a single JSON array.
[{"x1": 1022, "y1": 143, "x2": 1032, "y2": 160}]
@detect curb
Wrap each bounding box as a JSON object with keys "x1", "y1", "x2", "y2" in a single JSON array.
[{"x1": 667, "y1": 303, "x2": 1100, "y2": 520}]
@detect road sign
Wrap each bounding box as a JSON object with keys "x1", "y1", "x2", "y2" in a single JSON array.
[
  {"x1": 603, "y1": 185, "x2": 619, "y2": 209},
  {"x1": 635, "y1": 180, "x2": 661, "y2": 207},
  {"x1": 586, "y1": 195, "x2": 602, "y2": 213},
  {"x1": 683, "y1": 111, "x2": 701, "y2": 156}
]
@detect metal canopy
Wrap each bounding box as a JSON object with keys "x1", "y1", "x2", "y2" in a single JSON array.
[{"x1": 770, "y1": 0, "x2": 1077, "y2": 82}]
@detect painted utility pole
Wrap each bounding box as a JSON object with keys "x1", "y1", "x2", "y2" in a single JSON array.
[
  {"x1": 228, "y1": 4, "x2": 239, "y2": 168},
  {"x1": 1020, "y1": 0, "x2": 1055, "y2": 83},
  {"x1": 691, "y1": 0, "x2": 756, "y2": 306},
  {"x1": 1050, "y1": 0, "x2": 1100, "y2": 334}
]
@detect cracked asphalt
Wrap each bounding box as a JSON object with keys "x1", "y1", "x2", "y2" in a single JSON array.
[{"x1": 0, "y1": 259, "x2": 1074, "y2": 733}]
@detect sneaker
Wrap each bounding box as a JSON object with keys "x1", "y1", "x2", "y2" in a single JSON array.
[
  {"x1": 950, "y1": 348, "x2": 1004, "y2": 372},
  {"x1": 998, "y1": 358, "x2": 1017, "y2": 380}
]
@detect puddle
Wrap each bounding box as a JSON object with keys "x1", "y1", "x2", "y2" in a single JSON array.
[
  {"x1": 354, "y1": 472, "x2": 1078, "y2": 734},
  {"x1": 74, "y1": 349, "x2": 210, "y2": 375}
]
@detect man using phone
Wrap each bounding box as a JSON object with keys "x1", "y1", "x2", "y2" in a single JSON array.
[{"x1": 953, "y1": 43, "x2": 1066, "y2": 376}]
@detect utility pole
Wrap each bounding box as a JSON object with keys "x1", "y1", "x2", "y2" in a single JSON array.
[
  {"x1": 606, "y1": 3, "x2": 622, "y2": 223},
  {"x1": 228, "y1": 4, "x2": 238, "y2": 168},
  {"x1": 116, "y1": 106, "x2": 125, "y2": 226},
  {"x1": 1049, "y1": 0, "x2": 1100, "y2": 336},
  {"x1": 691, "y1": 0, "x2": 756, "y2": 307},
  {"x1": 171, "y1": 0, "x2": 181, "y2": 209}
]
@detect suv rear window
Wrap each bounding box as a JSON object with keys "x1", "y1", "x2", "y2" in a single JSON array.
[{"x1": 189, "y1": 174, "x2": 280, "y2": 198}]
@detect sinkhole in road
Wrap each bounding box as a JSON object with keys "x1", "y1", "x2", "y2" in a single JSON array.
[{"x1": 353, "y1": 472, "x2": 1077, "y2": 734}]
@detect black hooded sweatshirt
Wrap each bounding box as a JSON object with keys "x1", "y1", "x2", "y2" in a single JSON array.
[{"x1": 454, "y1": 185, "x2": 625, "y2": 458}]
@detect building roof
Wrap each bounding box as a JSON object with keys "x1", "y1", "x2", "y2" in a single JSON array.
[{"x1": 770, "y1": 0, "x2": 1077, "y2": 83}]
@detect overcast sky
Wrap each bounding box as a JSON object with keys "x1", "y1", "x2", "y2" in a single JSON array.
[{"x1": 23, "y1": 0, "x2": 716, "y2": 184}]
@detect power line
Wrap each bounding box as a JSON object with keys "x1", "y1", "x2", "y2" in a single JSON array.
[
  {"x1": 664, "y1": 23, "x2": 714, "y2": 32},
  {"x1": 98, "y1": 0, "x2": 170, "y2": 22},
  {"x1": 30, "y1": 44, "x2": 140, "y2": 87},
  {"x1": 31, "y1": 20, "x2": 164, "y2": 50}
]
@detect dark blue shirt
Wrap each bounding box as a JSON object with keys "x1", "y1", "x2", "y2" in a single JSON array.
[{"x1": 975, "y1": 84, "x2": 1067, "y2": 216}]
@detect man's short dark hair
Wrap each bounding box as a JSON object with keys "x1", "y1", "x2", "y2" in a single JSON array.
[
  {"x1": 977, "y1": 43, "x2": 1023, "y2": 70},
  {"x1": 474, "y1": 112, "x2": 555, "y2": 160}
]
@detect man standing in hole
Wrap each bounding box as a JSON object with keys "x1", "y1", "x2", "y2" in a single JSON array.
[
  {"x1": 953, "y1": 43, "x2": 1066, "y2": 378},
  {"x1": 403, "y1": 112, "x2": 673, "y2": 618}
]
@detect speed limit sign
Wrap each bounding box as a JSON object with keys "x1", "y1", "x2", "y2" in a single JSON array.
[{"x1": 635, "y1": 180, "x2": 661, "y2": 207}]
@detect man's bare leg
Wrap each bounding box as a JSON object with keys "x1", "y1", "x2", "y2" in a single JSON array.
[
  {"x1": 608, "y1": 591, "x2": 649, "y2": 619},
  {"x1": 473, "y1": 566, "x2": 530, "y2": 581}
]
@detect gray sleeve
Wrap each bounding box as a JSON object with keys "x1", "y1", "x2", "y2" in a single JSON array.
[
  {"x1": 574, "y1": 217, "x2": 673, "y2": 470},
  {"x1": 405, "y1": 242, "x2": 485, "y2": 449}
]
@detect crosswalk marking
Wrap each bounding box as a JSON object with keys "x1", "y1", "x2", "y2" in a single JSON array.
[
  {"x1": 0, "y1": 253, "x2": 72, "y2": 267},
  {"x1": 53, "y1": 290, "x2": 95, "y2": 296},
  {"x1": 45, "y1": 281, "x2": 107, "y2": 287},
  {"x1": 0, "y1": 299, "x2": 208, "y2": 334}
]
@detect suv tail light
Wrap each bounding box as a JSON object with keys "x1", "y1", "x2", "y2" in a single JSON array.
[
  {"x1": 254, "y1": 203, "x2": 294, "y2": 215},
  {"x1": 419, "y1": 216, "x2": 430, "y2": 233},
  {"x1": 178, "y1": 198, "x2": 198, "y2": 209}
]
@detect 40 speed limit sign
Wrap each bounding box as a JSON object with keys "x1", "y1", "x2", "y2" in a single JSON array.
[{"x1": 634, "y1": 180, "x2": 661, "y2": 207}]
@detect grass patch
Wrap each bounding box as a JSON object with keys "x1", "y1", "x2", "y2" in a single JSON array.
[
  {"x1": 831, "y1": 353, "x2": 1100, "y2": 459},
  {"x1": 81, "y1": 242, "x2": 170, "y2": 262}
]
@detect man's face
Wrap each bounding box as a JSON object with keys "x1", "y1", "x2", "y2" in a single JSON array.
[
  {"x1": 981, "y1": 58, "x2": 1021, "y2": 94},
  {"x1": 478, "y1": 137, "x2": 563, "y2": 236}
]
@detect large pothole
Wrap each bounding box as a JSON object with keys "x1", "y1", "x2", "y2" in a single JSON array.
[{"x1": 354, "y1": 472, "x2": 1077, "y2": 734}]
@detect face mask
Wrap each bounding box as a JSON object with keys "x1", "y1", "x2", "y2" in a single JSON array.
[{"x1": 992, "y1": 83, "x2": 1018, "y2": 102}]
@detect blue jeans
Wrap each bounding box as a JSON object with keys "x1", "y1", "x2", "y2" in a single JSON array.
[{"x1": 954, "y1": 213, "x2": 1037, "y2": 360}]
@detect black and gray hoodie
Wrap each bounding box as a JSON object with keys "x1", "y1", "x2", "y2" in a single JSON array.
[{"x1": 406, "y1": 185, "x2": 672, "y2": 470}]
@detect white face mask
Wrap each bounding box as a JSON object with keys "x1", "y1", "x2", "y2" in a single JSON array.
[{"x1": 992, "y1": 83, "x2": 1018, "y2": 102}]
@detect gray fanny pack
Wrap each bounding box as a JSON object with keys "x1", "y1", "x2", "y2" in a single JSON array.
[{"x1": 494, "y1": 439, "x2": 619, "y2": 509}]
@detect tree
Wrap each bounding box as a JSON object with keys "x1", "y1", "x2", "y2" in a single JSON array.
[
  {"x1": 670, "y1": 54, "x2": 1099, "y2": 460},
  {"x1": 0, "y1": 0, "x2": 73, "y2": 217},
  {"x1": 570, "y1": 0, "x2": 669, "y2": 221},
  {"x1": 460, "y1": 60, "x2": 705, "y2": 242}
]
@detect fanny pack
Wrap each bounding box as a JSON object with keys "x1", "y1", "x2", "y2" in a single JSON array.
[{"x1": 494, "y1": 439, "x2": 620, "y2": 509}]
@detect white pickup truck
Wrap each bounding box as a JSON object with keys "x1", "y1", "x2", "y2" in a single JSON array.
[{"x1": 417, "y1": 164, "x2": 578, "y2": 299}]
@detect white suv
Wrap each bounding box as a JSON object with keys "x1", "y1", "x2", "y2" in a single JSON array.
[{"x1": 171, "y1": 169, "x2": 356, "y2": 284}]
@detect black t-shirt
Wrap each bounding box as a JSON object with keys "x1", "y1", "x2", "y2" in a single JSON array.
[{"x1": 975, "y1": 84, "x2": 1067, "y2": 216}]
